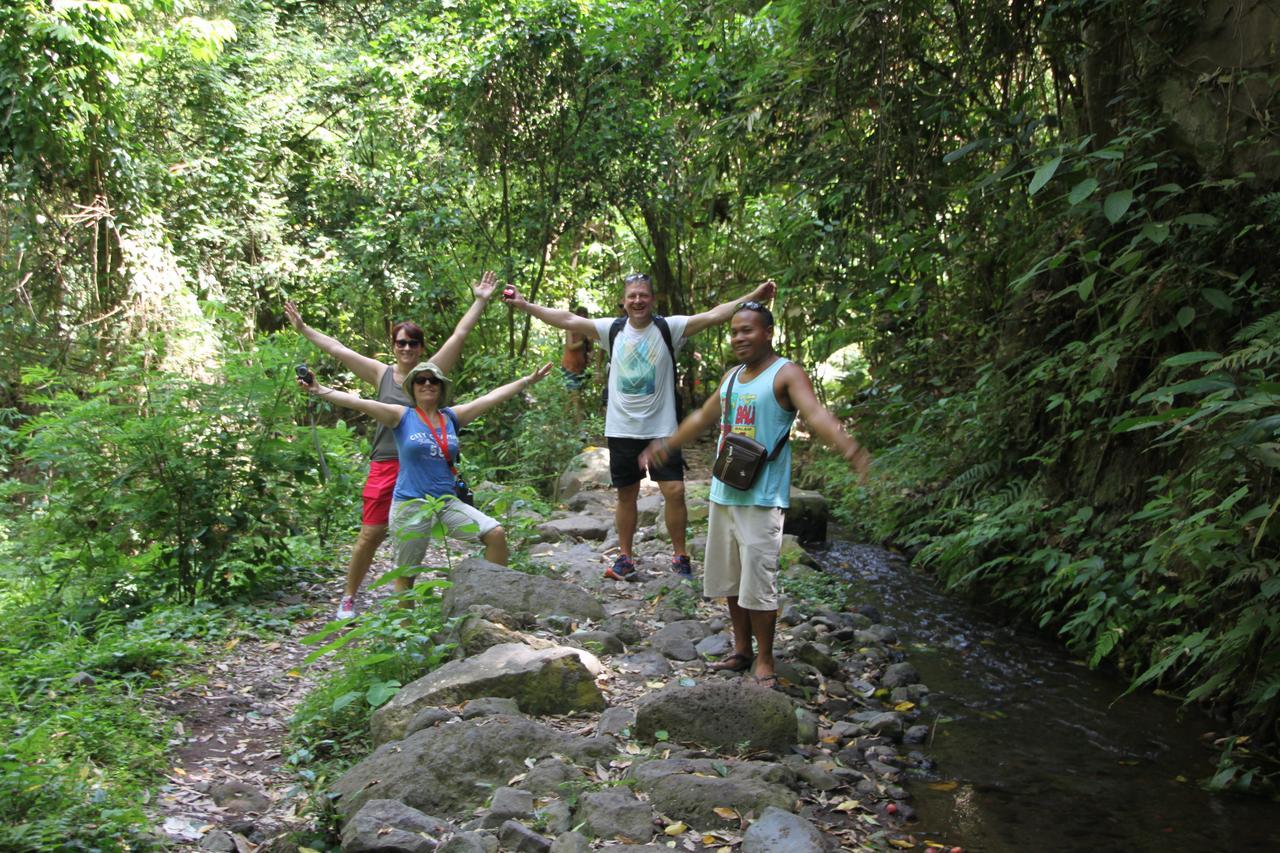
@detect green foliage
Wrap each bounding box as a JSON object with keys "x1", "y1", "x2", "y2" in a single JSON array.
[{"x1": 11, "y1": 334, "x2": 360, "y2": 607}]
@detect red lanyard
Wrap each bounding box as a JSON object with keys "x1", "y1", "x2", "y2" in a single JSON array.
[{"x1": 417, "y1": 407, "x2": 458, "y2": 475}]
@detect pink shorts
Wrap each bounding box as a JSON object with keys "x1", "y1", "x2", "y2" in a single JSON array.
[{"x1": 361, "y1": 459, "x2": 399, "y2": 526}]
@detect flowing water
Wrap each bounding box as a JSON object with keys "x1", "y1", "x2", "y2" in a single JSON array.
[{"x1": 815, "y1": 540, "x2": 1280, "y2": 852}]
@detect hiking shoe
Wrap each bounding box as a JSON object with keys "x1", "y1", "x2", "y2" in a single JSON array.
[
  {"x1": 336, "y1": 595, "x2": 357, "y2": 620},
  {"x1": 671, "y1": 554, "x2": 693, "y2": 578},
  {"x1": 604, "y1": 554, "x2": 637, "y2": 581}
]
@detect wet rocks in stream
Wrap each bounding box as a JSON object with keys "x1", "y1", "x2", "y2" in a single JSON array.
[{"x1": 323, "y1": 447, "x2": 934, "y2": 850}]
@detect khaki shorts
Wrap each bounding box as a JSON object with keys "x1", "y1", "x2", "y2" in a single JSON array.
[
  {"x1": 389, "y1": 497, "x2": 501, "y2": 571},
  {"x1": 703, "y1": 502, "x2": 785, "y2": 611}
]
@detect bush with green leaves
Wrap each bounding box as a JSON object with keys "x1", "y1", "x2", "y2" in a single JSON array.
[{"x1": 11, "y1": 335, "x2": 360, "y2": 609}]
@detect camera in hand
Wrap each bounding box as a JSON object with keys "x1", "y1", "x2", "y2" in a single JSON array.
[{"x1": 295, "y1": 364, "x2": 314, "y2": 384}]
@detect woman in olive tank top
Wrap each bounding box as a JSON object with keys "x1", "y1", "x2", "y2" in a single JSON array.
[{"x1": 284, "y1": 272, "x2": 499, "y2": 619}]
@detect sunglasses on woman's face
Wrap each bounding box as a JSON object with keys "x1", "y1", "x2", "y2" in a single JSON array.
[
  {"x1": 394, "y1": 338, "x2": 423, "y2": 349},
  {"x1": 413, "y1": 375, "x2": 443, "y2": 386}
]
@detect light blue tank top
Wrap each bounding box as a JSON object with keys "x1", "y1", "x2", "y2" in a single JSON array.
[{"x1": 709, "y1": 357, "x2": 796, "y2": 508}]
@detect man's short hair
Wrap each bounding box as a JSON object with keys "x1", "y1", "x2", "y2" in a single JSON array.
[{"x1": 622, "y1": 272, "x2": 654, "y2": 295}]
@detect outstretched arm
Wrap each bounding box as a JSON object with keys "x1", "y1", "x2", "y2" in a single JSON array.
[
  {"x1": 296, "y1": 376, "x2": 404, "y2": 428},
  {"x1": 683, "y1": 279, "x2": 777, "y2": 337},
  {"x1": 778, "y1": 363, "x2": 872, "y2": 482},
  {"x1": 638, "y1": 368, "x2": 730, "y2": 470},
  {"x1": 427, "y1": 271, "x2": 498, "y2": 374},
  {"x1": 501, "y1": 287, "x2": 599, "y2": 339},
  {"x1": 285, "y1": 301, "x2": 387, "y2": 386},
  {"x1": 450, "y1": 362, "x2": 554, "y2": 426}
]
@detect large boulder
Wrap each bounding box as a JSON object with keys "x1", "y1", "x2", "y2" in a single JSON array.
[
  {"x1": 372, "y1": 644, "x2": 606, "y2": 744},
  {"x1": 784, "y1": 488, "x2": 828, "y2": 544},
  {"x1": 557, "y1": 447, "x2": 611, "y2": 499},
  {"x1": 333, "y1": 715, "x2": 615, "y2": 820},
  {"x1": 632, "y1": 680, "x2": 798, "y2": 752},
  {"x1": 644, "y1": 773, "x2": 797, "y2": 830},
  {"x1": 442, "y1": 559, "x2": 605, "y2": 623}
]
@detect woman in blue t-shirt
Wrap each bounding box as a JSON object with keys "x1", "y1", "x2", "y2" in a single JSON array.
[{"x1": 298, "y1": 360, "x2": 551, "y2": 596}]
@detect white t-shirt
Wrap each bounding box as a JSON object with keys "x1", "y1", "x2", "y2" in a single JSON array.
[{"x1": 592, "y1": 315, "x2": 691, "y2": 438}]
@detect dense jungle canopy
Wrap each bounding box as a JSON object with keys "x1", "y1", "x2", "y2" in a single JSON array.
[{"x1": 2, "y1": 0, "x2": 1279, "y2": 843}]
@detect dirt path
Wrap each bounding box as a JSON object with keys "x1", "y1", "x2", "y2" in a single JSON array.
[{"x1": 145, "y1": 551, "x2": 408, "y2": 849}]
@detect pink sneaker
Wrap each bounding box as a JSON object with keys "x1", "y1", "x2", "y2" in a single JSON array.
[{"x1": 336, "y1": 595, "x2": 357, "y2": 620}]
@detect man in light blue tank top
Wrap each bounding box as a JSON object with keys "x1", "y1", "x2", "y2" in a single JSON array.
[{"x1": 640, "y1": 301, "x2": 872, "y2": 688}]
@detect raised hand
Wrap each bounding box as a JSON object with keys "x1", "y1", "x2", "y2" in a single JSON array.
[
  {"x1": 527, "y1": 362, "x2": 554, "y2": 385},
  {"x1": 473, "y1": 270, "x2": 498, "y2": 301},
  {"x1": 753, "y1": 279, "x2": 777, "y2": 302},
  {"x1": 284, "y1": 300, "x2": 305, "y2": 332}
]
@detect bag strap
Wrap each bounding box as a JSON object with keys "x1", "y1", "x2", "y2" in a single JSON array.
[
  {"x1": 418, "y1": 407, "x2": 460, "y2": 478},
  {"x1": 721, "y1": 365, "x2": 790, "y2": 459}
]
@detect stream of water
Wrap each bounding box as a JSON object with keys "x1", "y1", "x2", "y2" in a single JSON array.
[{"x1": 816, "y1": 540, "x2": 1280, "y2": 852}]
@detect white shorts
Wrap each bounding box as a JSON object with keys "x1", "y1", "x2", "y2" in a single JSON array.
[
  {"x1": 389, "y1": 497, "x2": 501, "y2": 571},
  {"x1": 703, "y1": 502, "x2": 785, "y2": 611}
]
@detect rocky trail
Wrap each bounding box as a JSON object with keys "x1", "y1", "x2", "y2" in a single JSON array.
[{"x1": 147, "y1": 442, "x2": 944, "y2": 852}]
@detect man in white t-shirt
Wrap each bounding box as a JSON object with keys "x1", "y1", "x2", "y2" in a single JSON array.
[{"x1": 503, "y1": 274, "x2": 776, "y2": 581}]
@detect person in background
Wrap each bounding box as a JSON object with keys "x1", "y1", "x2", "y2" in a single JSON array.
[
  {"x1": 503, "y1": 274, "x2": 775, "y2": 582},
  {"x1": 297, "y1": 361, "x2": 552, "y2": 595},
  {"x1": 285, "y1": 272, "x2": 497, "y2": 619},
  {"x1": 639, "y1": 301, "x2": 871, "y2": 688},
  {"x1": 561, "y1": 305, "x2": 593, "y2": 419}
]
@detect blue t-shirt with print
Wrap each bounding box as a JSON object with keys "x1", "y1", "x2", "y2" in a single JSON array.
[{"x1": 392, "y1": 407, "x2": 460, "y2": 501}]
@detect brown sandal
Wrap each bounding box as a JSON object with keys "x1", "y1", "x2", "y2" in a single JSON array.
[
  {"x1": 708, "y1": 652, "x2": 754, "y2": 672},
  {"x1": 753, "y1": 673, "x2": 780, "y2": 689}
]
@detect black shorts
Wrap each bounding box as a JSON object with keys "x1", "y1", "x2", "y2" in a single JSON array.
[{"x1": 608, "y1": 437, "x2": 685, "y2": 487}]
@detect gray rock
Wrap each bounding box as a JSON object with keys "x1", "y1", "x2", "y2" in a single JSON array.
[
  {"x1": 633, "y1": 680, "x2": 797, "y2": 752},
  {"x1": 537, "y1": 514, "x2": 612, "y2": 542},
  {"x1": 437, "y1": 831, "x2": 488, "y2": 853},
  {"x1": 371, "y1": 644, "x2": 604, "y2": 744},
  {"x1": 549, "y1": 831, "x2": 591, "y2": 853},
  {"x1": 442, "y1": 559, "x2": 605, "y2": 623},
  {"x1": 863, "y1": 711, "x2": 904, "y2": 740},
  {"x1": 741, "y1": 805, "x2": 827, "y2": 853},
  {"x1": 694, "y1": 632, "x2": 733, "y2": 659},
  {"x1": 405, "y1": 706, "x2": 455, "y2": 737},
  {"x1": 650, "y1": 620, "x2": 710, "y2": 660},
  {"x1": 557, "y1": 448, "x2": 611, "y2": 499},
  {"x1": 574, "y1": 787, "x2": 654, "y2": 841},
  {"x1": 635, "y1": 493, "x2": 664, "y2": 526},
  {"x1": 462, "y1": 697, "x2": 521, "y2": 719},
  {"x1": 565, "y1": 489, "x2": 614, "y2": 514},
  {"x1": 904, "y1": 724, "x2": 930, "y2": 745},
  {"x1": 198, "y1": 830, "x2": 236, "y2": 852},
  {"x1": 209, "y1": 781, "x2": 269, "y2": 814},
  {"x1": 456, "y1": 616, "x2": 555, "y2": 657},
  {"x1": 521, "y1": 757, "x2": 583, "y2": 796},
  {"x1": 498, "y1": 819, "x2": 551, "y2": 852},
  {"x1": 645, "y1": 773, "x2": 797, "y2": 829},
  {"x1": 600, "y1": 616, "x2": 644, "y2": 645},
  {"x1": 615, "y1": 651, "x2": 672, "y2": 677},
  {"x1": 66, "y1": 671, "x2": 96, "y2": 688},
  {"x1": 341, "y1": 799, "x2": 453, "y2": 852},
  {"x1": 597, "y1": 706, "x2": 636, "y2": 736},
  {"x1": 482, "y1": 787, "x2": 534, "y2": 828},
  {"x1": 792, "y1": 642, "x2": 840, "y2": 676},
  {"x1": 333, "y1": 715, "x2": 614, "y2": 820},
  {"x1": 566, "y1": 630, "x2": 624, "y2": 655},
  {"x1": 783, "y1": 488, "x2": 828, "y2": 543},
  {"x1": 881, "y1": 662, "x2": 920, "y2": 689},
  {"x1": 855, "y1": 625, "x2": 898, "y2": 645},
  {"x1": 795, "y1": 707, "x2": 819, "y2": 745},
  {"x1": 539, "y1": 799, "x2": 572, "y2": 835}
]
